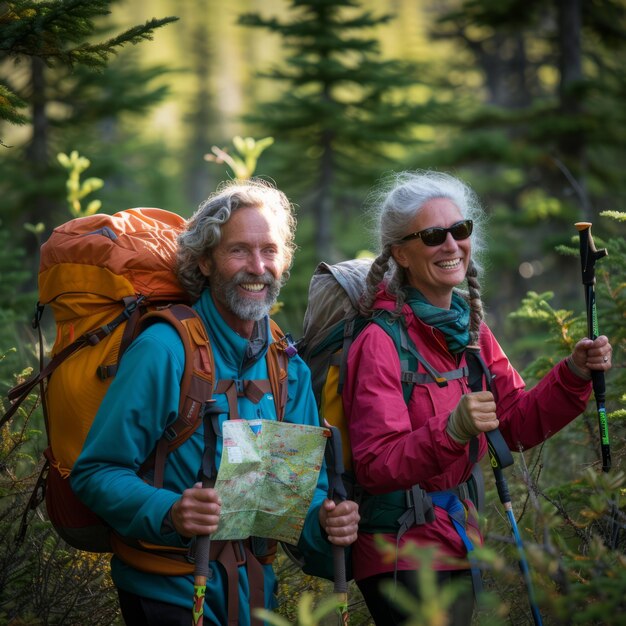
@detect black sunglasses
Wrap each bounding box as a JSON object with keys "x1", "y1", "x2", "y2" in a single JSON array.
[{"x1": 400, "y1": 219, "x2": 473, "y2": 246}]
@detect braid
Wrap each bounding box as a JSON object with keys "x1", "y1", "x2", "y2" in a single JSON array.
[
  {"x1": 465, "y1": 258, "x2": 484, "y2": 346},
  {"x1": 359, "y1": 246, "x2": 393, "y2": 317},
  {"x1": 388, "y1": 269, "x2": 407, "y2": 318}
]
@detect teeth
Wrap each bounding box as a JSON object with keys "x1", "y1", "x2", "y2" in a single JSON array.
[
  {"x1": 437, "y1": 260, "x2": 461, "y2": 269},
  {"x1": 241, "y1": 283, "x2": 265, "y2": 292}
]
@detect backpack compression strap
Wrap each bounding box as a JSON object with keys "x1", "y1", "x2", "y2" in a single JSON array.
[
  {"x1": 2, "y1": 296, "x2": 147, "y2": 430},
  {"x1": 268, "y1": 319, "x2": 293, "y2": 421}
]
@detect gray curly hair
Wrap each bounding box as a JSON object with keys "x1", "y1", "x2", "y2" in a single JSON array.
[
  {"x1": 176, "y1": 178, "x2": 297, "y2": 302},
  {"x1": 361, "y1": 170, "x2": 487, "y2": 344}
]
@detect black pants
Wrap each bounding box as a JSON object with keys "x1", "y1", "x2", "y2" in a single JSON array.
[
  {"x1": 357, "y1": 569, "x2": 475, "y2": 626},
  {"x1": 117, "y1": 588, "x2": 221, "y2": 626}
]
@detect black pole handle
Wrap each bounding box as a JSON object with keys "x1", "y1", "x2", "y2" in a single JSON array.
[
  {"x1": 575, "y1": 222, "x2": 611, "y2": 472},
  {"x1": 324, "y1": 426, "x2": 348, "y2": 595}
]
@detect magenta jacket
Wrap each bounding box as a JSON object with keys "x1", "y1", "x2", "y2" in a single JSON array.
[{"x1": 342, "y1": 288, "x2": 593, "y2": 581}]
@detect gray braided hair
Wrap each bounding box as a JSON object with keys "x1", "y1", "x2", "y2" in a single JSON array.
[
  {"x1": 176, "y1": 178, "x2": 296, "y2": 302},
  {"x1": 360, "y1": 170, "x2": 487, "y2": 341}
]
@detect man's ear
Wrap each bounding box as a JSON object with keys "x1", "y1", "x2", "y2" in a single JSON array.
[
  {"x1": 198, "y1": 256, "x2": 211, "y2": 277},
  {"x1": 391, "y1": 243, "x2": 409, "y2": 269}
]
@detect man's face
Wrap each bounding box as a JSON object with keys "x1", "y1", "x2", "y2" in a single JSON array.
[{"x1": 198, "y1": 205, "x2": 288, "y2": 336}]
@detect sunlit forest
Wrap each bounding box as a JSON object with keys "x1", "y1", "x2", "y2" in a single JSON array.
[{"x1": 1, "y1": 0, "x2": 625, "y2": 624}]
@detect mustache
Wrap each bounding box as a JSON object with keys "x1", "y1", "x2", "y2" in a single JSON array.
[{"x1": 233, "y1": 271, "x2": 277, "y2": 286}]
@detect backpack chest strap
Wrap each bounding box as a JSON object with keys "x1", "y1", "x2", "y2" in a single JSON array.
[
  {"x1": 400, "y1": 365, "x2": 469, "y2": 387},
  {"x1": 215, "y1": 379, "x2": 272, "y2": 420}
]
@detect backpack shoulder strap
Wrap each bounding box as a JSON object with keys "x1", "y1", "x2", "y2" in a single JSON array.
[
  {"x1": 137, "y1": 304, "x2": 215, "y2": 485},
  {"x1": 464, "y1": 345, "x2": 513, "y2": 468},
  {"x1": 267, "y1": 319, "x2": 293, "y2": 422},
  {"x1": 465, "y1": 346, "x2": 491, "y2": 393},
  {"x1": 371, "y1": 312, "x2": 470, "y2": 402}
]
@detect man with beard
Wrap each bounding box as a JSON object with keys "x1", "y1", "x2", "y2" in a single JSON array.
[{"x1": 71, "y1": 179, "x2": 360, "y2": 626}]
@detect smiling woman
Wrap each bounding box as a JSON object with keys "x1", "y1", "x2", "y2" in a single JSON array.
[
  {"x1": 340, "y1": 169, "x2": 613, "y2": 626},
  {"x1": 391, "y1": 198, "x2": 472, "y2": 308}
]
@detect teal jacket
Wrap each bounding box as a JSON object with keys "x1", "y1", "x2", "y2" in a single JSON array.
[{"x1": 71, "y1": 289, "x2": 330, "y2": 624}]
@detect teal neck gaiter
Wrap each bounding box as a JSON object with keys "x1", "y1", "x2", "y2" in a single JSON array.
[{"x1": 405, "y1": 288, "x2": 470, "y2": 354}]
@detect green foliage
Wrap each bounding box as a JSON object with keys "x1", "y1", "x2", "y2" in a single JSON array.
[
  {"x1": 0, "y1": 0, "x2": 180, "y2": 242},
  {"x1": 484, "y1": 212, "x2": 626, "y2": 624},
  {"x1": 0, "y1": 83, "x2": 27, "y2": 132},
  {"x1": 205, "y1": 136, "x2": 275, "y2": 181},
  {"x1": 0, "y1": 388, "x2": 120, "y2": 625},
  {"x1": 376, "y1": 545, "x2": 473, "y2": 626},
  {"x1": 0, "y1": 224, "x2": 37, "y2": 386},
  {"x1": 58, "y1": 151, "x2": 103, "y2": 217},
  {"x1": 0, "y1": 0, "x2": 178, "y2": 131},
  {"x1": 255, "y1": 591, "x2": 342, "y2": 626},
  {"x1": 256, "y1": 547, "x2": 370, "y2": 625}
]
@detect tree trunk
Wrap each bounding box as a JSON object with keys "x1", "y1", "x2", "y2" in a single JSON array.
[
  {"x1": 557, "y1": 0, "x2": 591, "y2": 218},
  {"x1": 24, "y1": 56, "x2": 58, "y2": 258},
  {"x1": 315, "y1": 123, "x2": 335, "y2": 263}
]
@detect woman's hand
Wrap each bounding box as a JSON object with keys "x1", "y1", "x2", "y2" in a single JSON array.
[
  {"x1": 319, "y1": 499, "x2": 360, "y2": 546},
  {"x1": 170, "y1": 482, "x2": 222, "y2": 538},
  {"x1": 446, "y1": 391, "x2": 499, "y2": 444},
  {"x1": 567, "y1": 335, "x2": 612, "y2": 380}
]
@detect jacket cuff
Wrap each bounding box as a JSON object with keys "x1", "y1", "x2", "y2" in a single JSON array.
[{"x1": 565, "y1": 356, "x2": 592, "y2": 381}]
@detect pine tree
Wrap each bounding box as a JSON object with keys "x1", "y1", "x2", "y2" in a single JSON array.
[
  {"x1": 0, "y1": 0, "x2": 178, "y2": 242},
  {"x1": 414, "y1": 0, "x2": 626, "y2": 338},
  {"x1": 239, "y1": 0, "x2": 429, "y2": 261}
]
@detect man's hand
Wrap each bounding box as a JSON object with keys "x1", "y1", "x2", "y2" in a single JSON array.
[
  {"x1": 446, "y1": 391, "x2": 499, "y2": 444},
  {"x1": 318, "y1": 499, "x2": 360, "y2": 546},
  {"x1": 170, "y1": 483, "x2": 221, "y2": 538}
]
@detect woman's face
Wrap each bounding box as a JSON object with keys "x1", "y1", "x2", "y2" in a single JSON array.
[{"x1": 391, "y1": 197, "x2": 471, "y2": 308}]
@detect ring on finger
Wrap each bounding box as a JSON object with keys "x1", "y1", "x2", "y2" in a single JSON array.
[{"x1": 603, "y1": 356, "x2": 609, "y2": 363}]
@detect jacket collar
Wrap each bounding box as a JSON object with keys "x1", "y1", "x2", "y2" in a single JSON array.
[{"x1": 193, "y1": 288, "x2": 270, "y2": 373}]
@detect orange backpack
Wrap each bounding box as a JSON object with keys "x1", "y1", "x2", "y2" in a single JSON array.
[{"x1": 2, "y1": 208, "x2": 289, "y2": 564}]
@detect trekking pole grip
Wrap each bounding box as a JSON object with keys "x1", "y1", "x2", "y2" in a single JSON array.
[
  {"x1": 332, "y1": 544, "x2": 348, "y2": 594},
  {"x1": 324, "y1": 425, "x2": 350, "y2": 621},
  {"x1": 575, "y1": 221, "x2": 611, "y2": 472}
]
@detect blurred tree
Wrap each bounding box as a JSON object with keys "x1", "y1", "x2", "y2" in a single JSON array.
[
  {"x1": 0, "y1": 0, "x2": 178, "y2": 250},
  {"x1": 175, "y1": 3, "x2": 225, "y2": 208},
  {"x1": 414, "y1": 0, "x2": 626, "y2": 339},
  {"x1": 239, "y1": 0, "x2": 431, "y2": 262}
]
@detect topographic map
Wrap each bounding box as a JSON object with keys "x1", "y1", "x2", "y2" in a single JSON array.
[{"x1": 212, "y1": 419, "x2": 329, "y2": 544}]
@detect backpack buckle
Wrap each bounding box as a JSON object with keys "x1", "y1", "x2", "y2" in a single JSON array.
[
  {"x1": 277, "y1": 333, "x2": 298, "y2": 357},
  {"x1": 232, "y1": 539, "x2": 247, "y2": 566},
  {"x1": 405, "y1": 485, "x2": 435, "y2": 525},
  {"x1": 163, "y1": 425, "x2": 178, "y2": 442}
]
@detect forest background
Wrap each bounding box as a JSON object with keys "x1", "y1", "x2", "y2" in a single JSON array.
[{"x1": 1, "y1": 0, "x2": 625, "y2": 624}]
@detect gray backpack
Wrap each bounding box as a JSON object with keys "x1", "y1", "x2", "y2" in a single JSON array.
[{"x1": 299, "y1": 258, "x2": 373, "y2": 407}]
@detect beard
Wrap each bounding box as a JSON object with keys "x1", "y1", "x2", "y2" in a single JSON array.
[{"x1": 210, "y1": 269, "x2": 282, "y2": 321}]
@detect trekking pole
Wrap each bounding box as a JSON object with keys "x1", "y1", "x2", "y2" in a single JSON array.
[
  {"x1": 192, "y1": 401, "x2": 219, "y2": 626},
  {"x1": 575, "y1": 222, "x2": 611, "y2": 473},
  {"x1": 485, "y1": 429, "x2": 544, "y2": 626},
  {"x1": 324, "y1": 425, "x2": 349, "y2": 626},
  {"x1": 466, "y1": 348, "x2": 544, "y2": 626}
]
